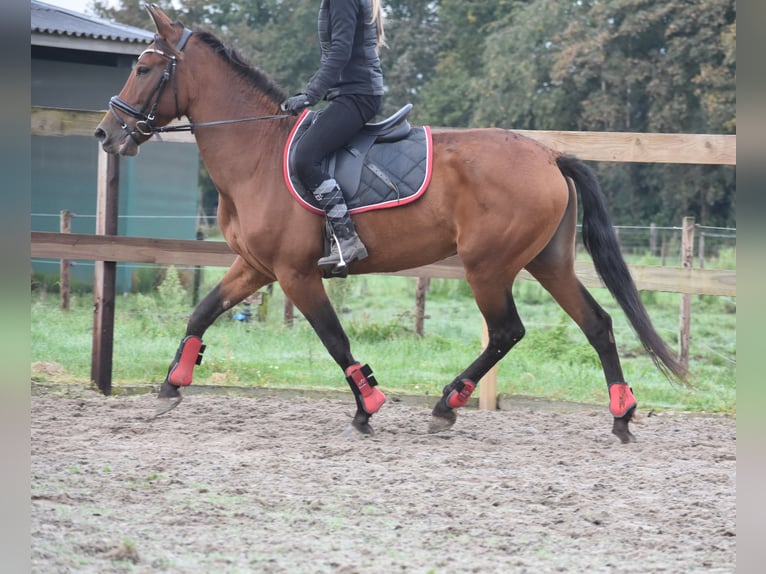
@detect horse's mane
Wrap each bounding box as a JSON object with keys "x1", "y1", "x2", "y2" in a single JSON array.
[{"x1": 191, "y1": 27, "x2": 287, "y2": 105}]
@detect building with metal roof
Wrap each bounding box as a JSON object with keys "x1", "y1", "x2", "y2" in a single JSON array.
[{"x1": 32, "y1": 0, "x2": 153, "y2": 54}]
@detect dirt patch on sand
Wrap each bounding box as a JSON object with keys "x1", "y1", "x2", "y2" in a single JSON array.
[{"x1": 31, "y1": 386, "x2": 735, "y2": 573}]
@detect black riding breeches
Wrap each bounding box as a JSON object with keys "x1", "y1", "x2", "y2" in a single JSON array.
[{"x1": 292, "y1": 94, "x2": 381, "y2": 192}]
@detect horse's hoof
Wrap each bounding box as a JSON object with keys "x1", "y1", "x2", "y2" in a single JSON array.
[
  {"x1": 612, "y1": 427, "x2": 637, "y2": 444},
  {"x1": 153, "y1": 396, "x2": 183, "y2": 418},
  {"x1": 341, "y1": 422, "x2": 374, "y2": 438},
  {"x1": 158, "y1": 379, "x2": 182, "y2": 399},
  {"x1": 153, "y1": 381, "x2": 183, "y2": 418},
  {"x1": 612, "y1": 408, "x2": 637, "y2": 443},
  {"x1": 429, "y1": 399, "x2": 457, "y2": 433},
  {"x1": 428, "y1": 413, "x2": 457, "y2": 434}
]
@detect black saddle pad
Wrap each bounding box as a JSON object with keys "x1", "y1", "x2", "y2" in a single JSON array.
[{"x1": 283, "y1": 110, "x2": 433, "y2": 215}]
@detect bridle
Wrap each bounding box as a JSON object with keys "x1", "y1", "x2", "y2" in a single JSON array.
[
  {"x1": 108, "y1": 27, "x2": 193, "y2": 142},
  {"x1": 108, "y1": 27, "x2": 288, "y2": 142}
]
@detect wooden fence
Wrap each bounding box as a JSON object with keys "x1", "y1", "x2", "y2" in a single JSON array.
[
  {"x1": 30, "y1": 231, "x2": 736, "y2": 296},
  {"x1": 31, "y1": 107, "x2": 736, "y2": 406}
]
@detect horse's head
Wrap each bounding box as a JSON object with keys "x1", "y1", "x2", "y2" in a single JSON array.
[{"x1": 95, "y1": 4, "x2": 192, "y2": 156}]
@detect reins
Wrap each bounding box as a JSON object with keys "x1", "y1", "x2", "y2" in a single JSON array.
[{"x1": 151, "y1": 113, "x2": 291, "y2": 135}]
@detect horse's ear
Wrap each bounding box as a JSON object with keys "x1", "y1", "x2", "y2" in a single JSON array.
[{"x1": 145, "y1": 3, "x2": 175, "y2": 39}]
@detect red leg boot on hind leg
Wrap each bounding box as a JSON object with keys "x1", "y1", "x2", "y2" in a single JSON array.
[
  {"x1": 608, "y1": 382, "x2": 637, "y2": 418},
  {"x1": 428, "y1": 379, "x2": 477, "y2": 434},
  {"x1": 609, "y1": 382, "x2": 638, "y2": 443},
  {"x1": 345, "y1": 363, "x2": 386, "y2": 414},
  {"x1": 446, "y1": 379, "x2": 476, "y2": 409}
]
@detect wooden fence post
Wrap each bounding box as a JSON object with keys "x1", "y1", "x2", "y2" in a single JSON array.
[
  {"x1": 284, "y1": 298, "x2": 294, "y2": 327},
  {"x1": 679, "y1": 216, "x2": 695, "y2": 370},
  {"x1": 91, "y1": 147, "x2": 119, "y2": 396},
  {"x1": 479, "y1": 319, "x2": 497, "y2": 410},
  {"x1": 60, "y1": 210, "x2": 71, "y2": 311},
  {"x1": 414, "y1": 277, "x2": 430, "y2": 337},
  {"x1": 192, "y1": 229, "x2": 204, "y2": 306}
]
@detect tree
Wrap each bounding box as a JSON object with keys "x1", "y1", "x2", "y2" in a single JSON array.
[
  {"x1": 377, "y1": 1, "x2": 443, "y2": 120},
  {"x1": 551, "y1": 0, "x2": 735, "y2": 136},
  {"x1": 417, "y1": 0, "x2": 513, "y2": 127},
  {"x1": 548, "y1": 0, "x2": 736, "y2": 225},
  {"x1": 474, "y1": 0, "x2": 586, "y2": 130}
]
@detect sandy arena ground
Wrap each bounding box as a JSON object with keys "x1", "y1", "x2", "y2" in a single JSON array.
[{"x1": 31, "y1": 386, "x2": 735, "y2": 573}]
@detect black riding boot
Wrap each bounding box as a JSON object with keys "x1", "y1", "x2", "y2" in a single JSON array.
[{"x1": 313, "y1": 178, "x2": 368, "y2": 274}]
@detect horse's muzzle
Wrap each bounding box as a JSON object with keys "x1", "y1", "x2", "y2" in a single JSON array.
[{"x1": 94, "y1": 119, "x2": 141, "y2": 156}]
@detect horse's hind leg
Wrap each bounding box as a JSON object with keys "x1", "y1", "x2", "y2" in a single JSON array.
[
  {"x1": 529, "y1": 266, "x2": 636, "y2": 443},
  {"x1": 525, "y1": 187, "x2": 637, "y2": 443},
  {"x1": 532, "y1": 270, "x2": 636, "y2": 442},
  {"x1": 156, "y1": 256, "x2": 272, "y2": 415},
  {"x1": 430, "y1": 280, "x2": 526, "y2": 433}
]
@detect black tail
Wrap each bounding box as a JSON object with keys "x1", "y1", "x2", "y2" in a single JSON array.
[{"x1": 556, "y1": 154, "x2": 689, "y2": 384}]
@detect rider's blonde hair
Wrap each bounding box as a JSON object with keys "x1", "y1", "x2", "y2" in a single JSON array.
[{"x1": 370, "y1": 0, "x2": 386, "y2": 49}]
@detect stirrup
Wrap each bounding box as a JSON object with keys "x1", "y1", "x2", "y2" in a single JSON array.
[
  {"x1": 331, "y1": 233, "x2": 349, "y2": 269},
  {"x1": 318, "y1": 232, "x2": 367, "y2": 276},
  {"x1": 318, "y1": 233, "x2": 345, "y2": 275}
]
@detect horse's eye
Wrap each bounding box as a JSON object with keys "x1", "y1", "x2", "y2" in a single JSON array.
[{"x1": 136, "y1": 66, "x2": 150, "y2": 76}]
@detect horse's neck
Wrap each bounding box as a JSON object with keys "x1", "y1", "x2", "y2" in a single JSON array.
[{"x1": 187, "y1": 73, "x2": 290, "y2": 205}]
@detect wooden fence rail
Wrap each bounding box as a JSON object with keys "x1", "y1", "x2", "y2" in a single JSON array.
[
  {"x1": 31, "y1": 106, "x2": 737, "y2": 404},
  {"x1": 33, "y1": 107, "x2": 736, "y2": 164},
  {"x1": 31, "y1": 231, "x2": 736, "y2": 297}
]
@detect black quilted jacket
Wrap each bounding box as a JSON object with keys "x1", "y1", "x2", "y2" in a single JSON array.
[{"x1": 306, "y1": 0, "x2": 384, "y2": 102}]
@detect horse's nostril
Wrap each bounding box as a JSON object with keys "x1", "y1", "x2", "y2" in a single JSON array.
[{"x1": 94, "y1": 127, "x2": 106, "y2": 141}]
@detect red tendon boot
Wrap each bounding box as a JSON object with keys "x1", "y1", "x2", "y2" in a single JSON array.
[
  {"x1": 167, "y1": 335, "x2": 205, "y2": 387},
  {"x1": 446, "y1": 379, "x2": 476, "y2": 409},
  {"x1": 608, "y1": 382, "x2": 637, "y2": 418},
  {"x1": 345, "y1": 363, "x2": 386, "y2": 414}
]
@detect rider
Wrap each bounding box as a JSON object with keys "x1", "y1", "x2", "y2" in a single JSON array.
[{"x1": 282, "y1": 0, "x2": 385, "y2": 275}]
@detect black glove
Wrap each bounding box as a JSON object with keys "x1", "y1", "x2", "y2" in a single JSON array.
[{"x1": 281, "y1": 93, "x2": 313, "y2": 115}]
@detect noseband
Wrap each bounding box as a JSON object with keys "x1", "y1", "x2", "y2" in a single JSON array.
[{"x1": 108, "y1": 27, "x2": 193, "y2": 141}]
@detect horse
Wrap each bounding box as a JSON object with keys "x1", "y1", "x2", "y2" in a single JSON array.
[{"x1": 94, "y1": 4, "x2": 687, "y2": 443}]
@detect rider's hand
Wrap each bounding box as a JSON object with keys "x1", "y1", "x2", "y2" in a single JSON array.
[{"x1": 281, "y1": 93, "x2": 313, "y2": 115}]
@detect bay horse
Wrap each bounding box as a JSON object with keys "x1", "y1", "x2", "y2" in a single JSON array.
[{"x1": 95, "y1": 5, "x2": 687, "y2": 443}]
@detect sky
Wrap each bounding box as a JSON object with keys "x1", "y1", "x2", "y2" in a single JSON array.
[
  {"x1": 42, "y1": 0, "x2": 114, "y2": 16},
  {"x1": 43, "y1": 0, "x2": 94, "y2": 14}
]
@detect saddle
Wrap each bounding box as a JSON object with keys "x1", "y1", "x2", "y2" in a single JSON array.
[{"x1": 283, "y1": 104, "x2": 433, "y2": 215}]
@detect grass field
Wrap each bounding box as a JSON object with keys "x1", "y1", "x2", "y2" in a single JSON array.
[{"x1": 30, "y1": 261, "x2": 736, "y2": 414}]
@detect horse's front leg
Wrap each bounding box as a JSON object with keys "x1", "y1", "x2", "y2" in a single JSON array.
[
  {"x1": 156, "y1": 256, "x2": 272, "y2": 415},
  {"x1": 279, "y1": 272, "x2": 385, "y2": 435}
]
